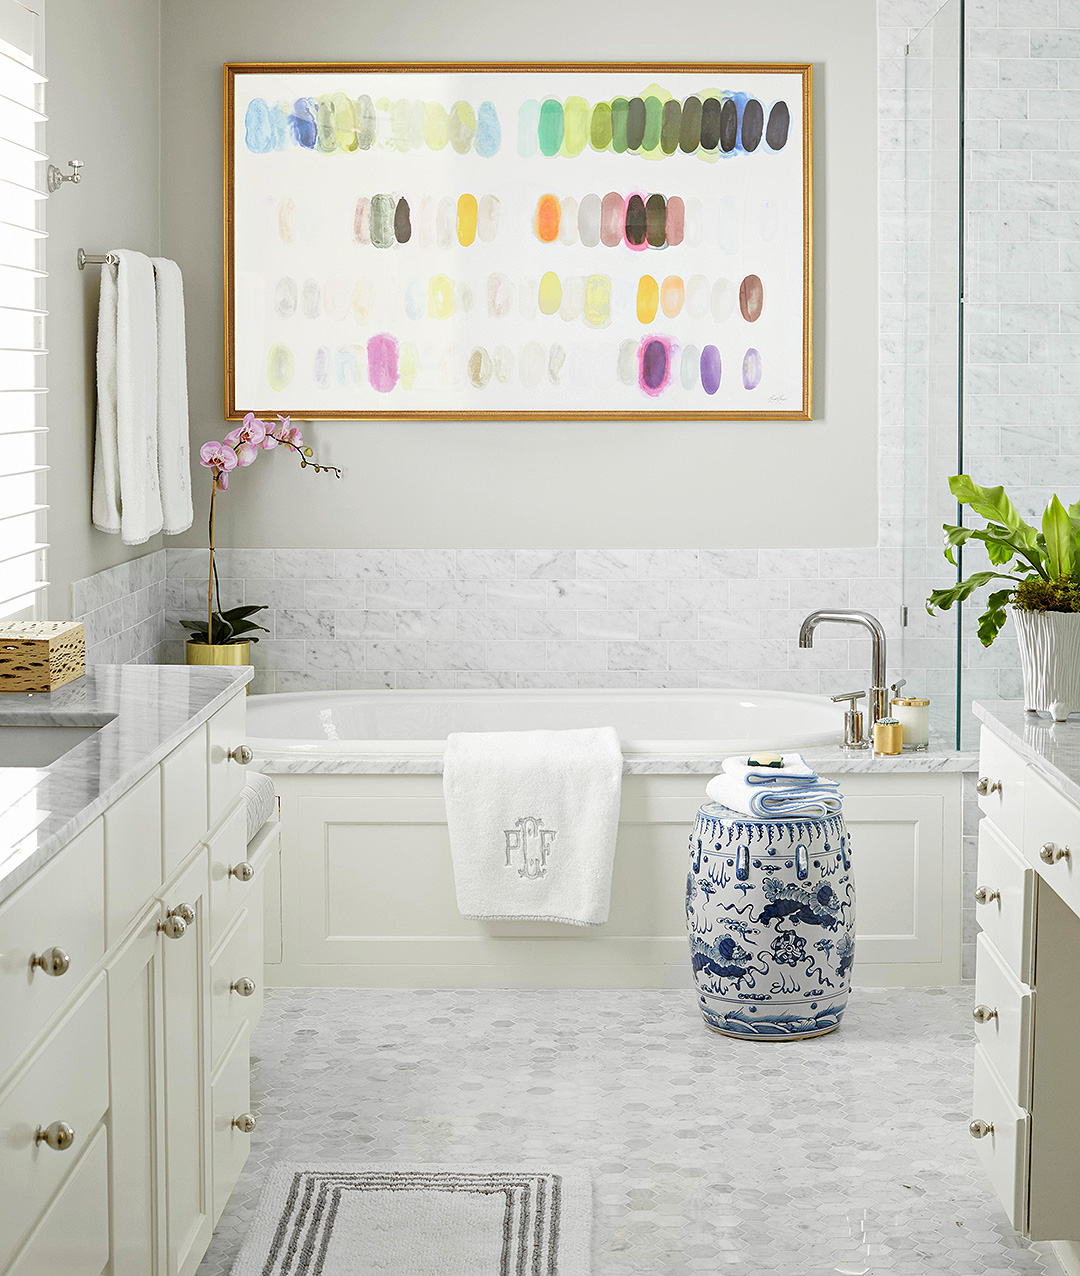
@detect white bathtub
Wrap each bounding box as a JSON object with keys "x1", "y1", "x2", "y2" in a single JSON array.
[
  {"x1": 249, "y1": 687, "x2": 965, "y2": 991},
  {"x1": 247, "y1": 687, "x2": 844, "y2": 760}
]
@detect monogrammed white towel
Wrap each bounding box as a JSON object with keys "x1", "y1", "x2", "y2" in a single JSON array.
[{"x1": 444, "y1": 727, "x2": 623, "y2": 926}]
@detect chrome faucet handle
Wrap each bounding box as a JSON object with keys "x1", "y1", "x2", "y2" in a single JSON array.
[{"x1": 831, "y1": 691, "x2": 868, "y2": 752}]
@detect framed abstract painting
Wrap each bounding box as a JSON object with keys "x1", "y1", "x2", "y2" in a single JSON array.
[{"x1": 224, "y1": 62, "x2": 813, "y2": 421}]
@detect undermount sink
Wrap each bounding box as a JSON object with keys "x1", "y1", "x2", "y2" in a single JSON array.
[{"x1": 0, "y1": 724, "x2": 105, "y2": 768}]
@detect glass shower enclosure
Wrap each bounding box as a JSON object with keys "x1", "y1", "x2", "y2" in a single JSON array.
[{"x1": 902, "y1": 0, "x2": 965, "y2": 747}]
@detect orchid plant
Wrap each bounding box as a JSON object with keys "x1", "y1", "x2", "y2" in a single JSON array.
[{"x1": 183, "y1": 414, "x2": 341, "y2": 646}]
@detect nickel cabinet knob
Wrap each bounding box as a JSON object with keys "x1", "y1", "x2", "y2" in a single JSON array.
[
  {"x1": 229, "y1": 861, "x2": 254, "y2": 882},
  {"x1": 969, "y1": 1118, "x2": 993, "y2": 1139},
  {"x1": 169, "y1": 902, "x2": 196, "y2": 926},
  {"x1": 976, "y1": 777, "x2": 1001, "y2": 796},
  {"x1": 972, "y1": 1004, "x2": 998, "y2": 1024},
  {"x1": 228, "y1": 744, "x2": 253, "y2": 765},
  {"x1": 35, "y1": 1121, "x2": 75, "y2": 1151},
  {"x1": 30, "y1": 947, "x2": 70, "y2": 976},
  {"x1": 231, "y1": 977, "x2": 256, "y2": 997},
  {"x1": 974, "y1": 886, "x2": 999, "y2": 905},
  {"x1": 232, "y1": 1112, "x2": 257, "y2": 1134},
  {"x1": 158, "y1": 914, "x2": 187, "y2": 940},
  {"x1": 1040, "y1": 842, "x2": 1070, "y2": 865}
]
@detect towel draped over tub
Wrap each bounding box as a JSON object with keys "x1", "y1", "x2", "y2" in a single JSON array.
[{"x1": 443, "y1": 727, "x2": 623, "y2": 926}]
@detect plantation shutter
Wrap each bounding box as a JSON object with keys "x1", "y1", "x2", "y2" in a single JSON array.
[{"x1": 0, "y1": 0, "x2": 47, "y2": 619}]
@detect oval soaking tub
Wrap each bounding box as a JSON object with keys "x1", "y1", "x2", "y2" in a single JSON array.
[{"x1": 246, "y1": 687, "x2": 844, "y2": 761}]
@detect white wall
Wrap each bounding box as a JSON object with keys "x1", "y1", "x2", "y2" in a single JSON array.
[
  {"x1": 160, "y1": 0, "x2": 879, "y2": 552},
  {"x1": 44, "y1": 0, "x2": 162, "y2": 615}
]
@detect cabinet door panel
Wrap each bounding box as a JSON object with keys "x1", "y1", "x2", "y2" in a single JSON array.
[
  {"x1": 0, "y1": 976, "x2": 108, "y2": 1271},
  {"x1": 972, "y1": 934, "x2": 1033, "y2": 1109},
  {"x1": 972, "y1": 1044, "x2": 1029, "y2": 1234},
  {"x1": 207, "y1": 695, "x2": 248, "y2": 830},
  {"x1": 106, "y1": 905, "x2": 166, "y2": 1276},
  {"x1": 211, "y1": 1023, "x2": 252, "y2": 1226},
  {"x1": 975, "y1": 821, "x2": 1036, "y2": 984},
  {"x1": 207, "y1": 803, "x2": 250, "y2": 951},
  {"x1": 5, "y1": 1126, "x2": 110, "y2": 1276},
  {"x1": 162, "y1": 730, "x2": 210, "y2": 879},
  {"x1": 0, "y1": 817, "x2": 105, "y2": 1078},
  {"x1": 105, "y1": 768, "x2": 163, "y2": 946},
  {"x1": 978, "y1": 727, "x2": 1027, "y2": 849},
  {"x1": 210, "y1": 908, "x2": 258, "y2": 1070},
  {"x1": 158, "y1": 852, "x2": 212, "y2": 1276}
]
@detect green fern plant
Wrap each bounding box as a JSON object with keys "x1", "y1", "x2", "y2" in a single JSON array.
[{"x1": 926, "y1": 476, "x2": 1080, "y2": 646}]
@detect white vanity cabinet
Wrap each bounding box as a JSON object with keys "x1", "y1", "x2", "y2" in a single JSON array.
[
  {"x1": 0, "y1": 681, "x2": 275, "y2": 1276},
  {"x1": 971, "y1": 717, "x2": 1080, "y2": 1255}
]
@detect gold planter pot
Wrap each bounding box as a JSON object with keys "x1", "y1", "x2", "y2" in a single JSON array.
[{"x1": 185, "y1": 640, "x2": 251, "y2": 667}]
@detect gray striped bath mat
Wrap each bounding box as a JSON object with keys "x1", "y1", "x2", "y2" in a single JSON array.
[{"x1": 231, "y1": 1164, "x2": 592, "y2": 1276}]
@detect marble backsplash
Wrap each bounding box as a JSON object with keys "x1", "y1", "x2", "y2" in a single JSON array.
[{"x1": 71, "y1": 550, "x2": 166, "y2": 666}]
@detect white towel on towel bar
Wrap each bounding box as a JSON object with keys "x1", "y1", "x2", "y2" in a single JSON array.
[
  {"x1": 151, "y1": 257, "x2": 193, "y2": 535},
  {"x1": 91, "y1": 249, "x2": 162, "y2": 544},
  {"x1": 443, "y1": 727, "x2": 623, "y2": 926}
]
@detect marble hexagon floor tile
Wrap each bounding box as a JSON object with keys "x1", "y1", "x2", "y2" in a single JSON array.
[{"x1": 196, "y1": 987, "x2": 1062, "y2": 1276}]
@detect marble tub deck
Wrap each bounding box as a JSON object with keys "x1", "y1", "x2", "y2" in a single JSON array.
[{"x1": 197, "y1": 985, "x2": 1060, "y2": 1276}]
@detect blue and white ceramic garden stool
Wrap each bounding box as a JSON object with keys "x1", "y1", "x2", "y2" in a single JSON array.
[{"x1": 686, "y1": 801, "x2": 855, "y2": 1040}]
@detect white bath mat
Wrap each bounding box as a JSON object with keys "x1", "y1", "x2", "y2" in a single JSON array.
[{"x1": 231, "y1": 1163, "x2": 592, "y2": 1276}]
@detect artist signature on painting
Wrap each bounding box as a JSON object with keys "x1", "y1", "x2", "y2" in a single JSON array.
[{"x1": 769, "y1": 394, "x2": 788, "y2": 404}]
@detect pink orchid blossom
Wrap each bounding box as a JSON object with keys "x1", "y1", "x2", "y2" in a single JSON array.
[
  {"x1": 199, "y1": 440, "x2": 239, "y2": 489},
  {"x1": 274, "y1": 416, "x2": 304, "y2": 449},
  {"x1": 224, "y1": 413, "x2": 268, "y2": 466}
]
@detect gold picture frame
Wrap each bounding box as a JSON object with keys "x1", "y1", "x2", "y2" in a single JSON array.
[{"x1": 224, "y1": 61, "x2": 813, "y2": 421}]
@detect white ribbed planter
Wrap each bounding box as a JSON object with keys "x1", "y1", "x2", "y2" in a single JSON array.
[{"x1": 1013, "y1": 609, "x2": 1080, "y2": 721}]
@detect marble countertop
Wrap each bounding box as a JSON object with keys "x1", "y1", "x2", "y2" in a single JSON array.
[
  {"x1": 255, "y1": 738, "x2": 978, "y2": 777},
  {"x1": 0, "y1": 664, "x2": 252, "y2": 904},
  {"x1": 974, "y1": 699, "x2": 1080, "y2": 807}
]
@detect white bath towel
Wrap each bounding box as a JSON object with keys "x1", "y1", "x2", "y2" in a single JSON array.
[
  {"x1": 91, "y1": 249, "x2": 162, "y2": 544},
  {"x1": 706, "y1": 772, "x2": 843, "y2": 820},
  {"x1": 151, "y1": 257, "x2": 193, "y2": 535},
  {"x1": 444, "y1": 727, "x2": 623, "y2": 926}
]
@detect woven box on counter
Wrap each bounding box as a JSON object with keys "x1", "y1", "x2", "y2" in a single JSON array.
[{"x1": 0, "y1": 621, "x2": 85, "y2": 692}]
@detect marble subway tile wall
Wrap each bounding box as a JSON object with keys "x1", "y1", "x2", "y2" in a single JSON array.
[
  {"x1": 959, "y1": 0, "x2": 1080, "y2": 744},
  {"x1": 162, "y1": 548, "x2": 901, "y2": 697},
  {"x1": 71, "y1": 550, "x2": 166, "y2": 665}
]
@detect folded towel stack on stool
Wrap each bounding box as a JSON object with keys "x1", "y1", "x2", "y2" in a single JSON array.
[{"x1": 706, "y1": 752, "x2": 842, "y2": 819}]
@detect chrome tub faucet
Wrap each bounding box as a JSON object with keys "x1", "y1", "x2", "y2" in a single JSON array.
[{"x1": 799, "y1": 610, "x2": 890, "y2": 744}]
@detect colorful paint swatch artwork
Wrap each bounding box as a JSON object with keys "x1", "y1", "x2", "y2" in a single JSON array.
[{"x1": 226, "y1": 63, "x2": 812, "y2": 420}]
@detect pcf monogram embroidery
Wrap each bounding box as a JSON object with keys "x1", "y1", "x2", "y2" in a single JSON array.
[{"x1": 504, "y1": 815, "x2": 558, "y2": 880}]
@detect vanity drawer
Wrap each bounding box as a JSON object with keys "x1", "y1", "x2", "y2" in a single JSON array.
[
  {"x1": 1023, "y1": 767, "x2": 1080, "y2": 918},
  {"x1": 971, "y1": 1045, "x2": 1029, "y2": 1234},
  {"x1": 210, "y1": 907, "x2": 260, "y2": 1068},
  {"x1": 0, "y1": 818, "x2": 105, "y2": 1078},
  {"x1": 5, "y1": 1125, "x2": 110, "y2": 1276},
  {"x1": 207, "y1": 804, "x2": 251, "y2": 951},
  {"x1": 211, "y1": 1022, "x2": 253, "y2": 1226},
  {"x1": 104, "y1": 767, "x2": 163, "y2": 946},
  {"x1": 972, "y1": 934, "x2": 1033, "y2": 1109},
  {"x1": 161, "y1": 728, "x2": 210, "y2": 878},
  {"x1": 207, "y1": 693, "x2": 249, "y2": 830},
  {"x1": 0, "y1": 976, "x2": 109, "y2": 1272},
  {"x1": 978, "y1": 727, "x2": 1027, "y2": 849},
  {"x1": 975, "y1": 821, "x2": 1036, "y2": 984}
]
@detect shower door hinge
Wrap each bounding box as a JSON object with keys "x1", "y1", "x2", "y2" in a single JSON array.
[{"x1": 902, "y1": 606, "x2": 909, "y2": 627}]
